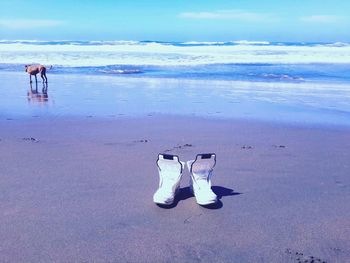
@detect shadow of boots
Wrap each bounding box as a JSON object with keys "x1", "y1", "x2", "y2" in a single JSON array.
[
  {"x1": 157, "y1": 186, "x2": 241, "y2": 209},
  {"x1": 200, "y1": 186, "x2": 242, "y2": 210},
  {"x1": 156, "y1": 186, "x2": 194, "y2": 209}
]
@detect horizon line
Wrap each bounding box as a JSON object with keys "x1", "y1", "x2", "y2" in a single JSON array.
[{"x1": 0, "y1": 39, "x2": 349, "y2": 44}]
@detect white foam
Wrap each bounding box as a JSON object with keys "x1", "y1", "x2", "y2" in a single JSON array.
[
  {"x1": 98, "y1": 69, "x2": 142, "y2": 74},
  {"x1": 232, "y1": 40, "x2": 270, "y2": 45},
  {"x1": 182, "y1": 41, "x2": 226, "y2": 45},
  {"x1": 1, "y1": 41, "x2": 350, "y2": 66},
  {"x1": 323, "y1": 42, "x2": 350, "y2": 47}
]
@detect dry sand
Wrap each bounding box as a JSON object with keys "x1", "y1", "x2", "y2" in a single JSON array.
[{"x1": 0, "y1": 116, "x2": 350, "y2": 262}]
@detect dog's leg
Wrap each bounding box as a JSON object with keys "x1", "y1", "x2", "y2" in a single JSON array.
[
  {"x1": 40, "y1": 68, "x2": 48, "y2": 83},
  {"x1": 42, "y1": 82, "x2": 48, "y2": 93}
]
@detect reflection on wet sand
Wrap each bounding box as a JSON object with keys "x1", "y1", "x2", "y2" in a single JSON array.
[{"x1": 27, "y1": 82, "x2": 49, "y2": 104}]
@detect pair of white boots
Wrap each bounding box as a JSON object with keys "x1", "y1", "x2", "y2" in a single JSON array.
[{"x1": 153, "y1": 153, "x2": 217, "y2": 206}]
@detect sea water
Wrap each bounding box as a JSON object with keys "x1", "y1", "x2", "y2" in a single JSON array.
[
  {"x1": 0, "y1": 40, "x2": 350, "y2": 125},
  {"x1": 1, "y1": 40, "x2": 350, "y2": 80}
]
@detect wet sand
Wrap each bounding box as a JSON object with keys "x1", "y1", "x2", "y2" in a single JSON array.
[
  {"x1": 2, "y1": 71, "x2": 350, "y2": 126},
  {"x1": 0, "y1": 116, "x2": 349, "y2": 262}
]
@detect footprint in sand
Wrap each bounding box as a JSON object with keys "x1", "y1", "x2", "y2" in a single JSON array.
[
  {"x1": 241, "y1": 145, "x2": 253, "y2": 149},
  {"x1": 104, "y1": 139, "x2": 149, "y2": 147},
  {"x1": 285, "y1": 248, "x2": 326, "y2": 263},
  {"x1": 22, "y1": 137, "x2": 39, "y2": 143},
  {"x1": 273, "y1": 144, "x2": 286, "y2": 148},
  {"x1": 133, "y1": 139, "x2": 149, "y2": 143},
  {"x1": 335, "y1": 180, "x2": 347, "y2": 188},
  {"x1": 164, "y1": 143, "x2": 193, "y2": 153}
]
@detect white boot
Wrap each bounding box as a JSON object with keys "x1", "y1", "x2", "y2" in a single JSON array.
[
  {"x1": 187, "y1": 153, "x2": 217, "y2": 205},
  {"x1": 153, "y1": 154, "x2": 183, "y2": 205}
]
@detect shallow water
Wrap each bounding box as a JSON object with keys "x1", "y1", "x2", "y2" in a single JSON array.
[
  {"x1": 1, "y1": 40, "x2": 350, "y2": 84},
  {"x1": 1, "y1": 72, "x2": 349, "y2": 126}
]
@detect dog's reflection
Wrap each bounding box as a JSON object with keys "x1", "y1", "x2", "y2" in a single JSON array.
[{"x1": 27, "y1": 82, "x2": 49, "y2": 104}]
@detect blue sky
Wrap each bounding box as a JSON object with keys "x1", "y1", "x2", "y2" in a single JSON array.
[{"x1": 0, "y1": 0, "x2": 349, "y2": 42}]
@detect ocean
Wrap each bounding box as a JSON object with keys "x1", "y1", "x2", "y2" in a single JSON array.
[
  {"x1": 1, "y1": 40, "x2": 350, "y2": 83},
  {"x1": 1, "y1": 40, "x2": 350, "y2": 125}
]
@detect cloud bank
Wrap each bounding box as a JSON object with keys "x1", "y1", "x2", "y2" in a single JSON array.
[
  {"x1": 179, "y1": 10, "x2": 272, "y2": 22},
  {"x1": 0, "y1": 19, "x2": 65, "y2": 29},
  {"x1": 300, "y1": 15, "x2": 344, "y2": 23}
]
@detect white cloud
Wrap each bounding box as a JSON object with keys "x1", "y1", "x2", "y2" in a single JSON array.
[
  {"x1": 0, "y1": 19, "x2": 65, "y2": 29},
  {"x1": 179, "y1": 10, "x2": 273, "y2": 22},
  {"x1": 300, "y1": 15, "x2": 344, "y2": 23}
]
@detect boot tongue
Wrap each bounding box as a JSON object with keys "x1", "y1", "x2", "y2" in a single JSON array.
[
  {"x1": 195, "y1": 178, "x2": 212, "y2": 191},
  {"x1": 158, "y1": 160, "x2": 181, "y2": 177},
  {"x1": 191, "y1": 157, "x2": 215, "y2": 176},
  {"x1": 161, "y1": 174, "x2": 180, "y2": 194},
  {"x1": 193, "y1": 170, "x2": 209, "y2": 180},
  {"x1": 192, "y1": 163, "x2": 211, "y2": 180},
  {"x1": 158, "y1": 159, "x2": 182, "y2": 191},
  {"x1": 193, "y1": 170, "x2": 210, "y2": 186},
  {"x1": 191, "y1": 162, "x2": 213, "y2": 190}
]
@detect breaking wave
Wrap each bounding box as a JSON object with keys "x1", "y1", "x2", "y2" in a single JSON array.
[
  {"x1": 1, "y1": 40, "x2": 350, "y2": 67},
  {"x1": 1, "y1": 40, "x2": 350, "y2": 83}
]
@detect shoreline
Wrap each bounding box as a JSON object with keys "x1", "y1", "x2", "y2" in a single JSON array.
[
  {"x1": 1, "y1": 71, "x2": 350, "y2": 127},
  {"x1": 2, "y1": 68, "x2": 350, "y2": 85}
]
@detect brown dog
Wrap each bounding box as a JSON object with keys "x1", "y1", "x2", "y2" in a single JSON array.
[{"x1": 25, "y1": 64, "x2": 50, "y2": 83}]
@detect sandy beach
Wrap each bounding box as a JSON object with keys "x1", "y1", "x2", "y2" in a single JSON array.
[
  {"x1": 2, "y1": 1, "x2": 350, "y2": 262},
  {"x1": 1, "y1": 114, "x2": 350, "y2": 262}
]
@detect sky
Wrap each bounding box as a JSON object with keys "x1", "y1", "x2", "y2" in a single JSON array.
[{"x1": 0, "y1": 0, "x2": 349, "y2": 42}]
